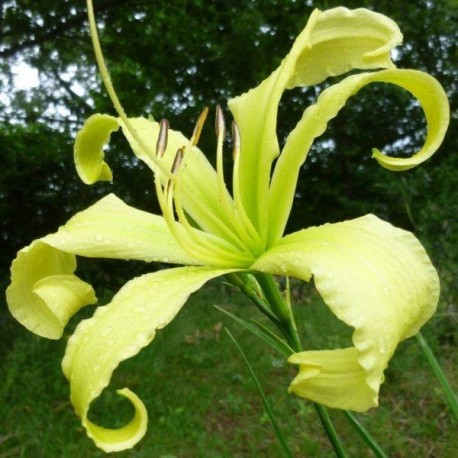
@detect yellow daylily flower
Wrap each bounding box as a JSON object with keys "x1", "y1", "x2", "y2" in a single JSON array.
[{"x1": 6, "y1": 6, "x2": 449, "y2": 452}]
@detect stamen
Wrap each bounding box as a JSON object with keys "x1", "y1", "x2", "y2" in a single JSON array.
[
  {"x1": 171, "y1": 147, "x2": 184, "y2": 175},
  {"x1": 213, "y1": 107, "x2": 261, "y2": 252},
  {"x1": 166, "y1": 159, "x2": 253, "y2": 266},
  {"x1": 191, "y1": 107, "x2": 209, "y2": 146},
  {"x1": 215, "y1": 105, "x2": 226, "y2": 139},
  {"x1": 156, "y1": 119, "x2": 169, "y2": 157},
  {"x1": 166, "y1": 147, "x2": 184, "y2": 193},
  {"x1": 231, "y1": 121, "x2": 240, "y2": 161}
]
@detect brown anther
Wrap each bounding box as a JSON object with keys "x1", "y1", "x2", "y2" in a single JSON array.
[
  {"x1": 215, "y1": 105, "x2": 226, "y2": 139},
  {"x1": 156, "y1": 119, "x2": 169, "y2": 157},
  {"x1": 231, "y1": 121, "x2": 240, "y2": 160},
  {"x1": 166, "y1": 147, "x2": 185, "y2": 193},
  {"x1": 191, "y1": 107, "x2": 209, "y2": 146},
  {"x1": 171, "y1": 147, "x2": 185, "y2": 175}
]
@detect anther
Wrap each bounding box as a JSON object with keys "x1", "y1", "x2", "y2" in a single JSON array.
[
  {"x1": 215, "y1": 105, "x2": 226, "y2": 139},
  {"x1": 191, "y1": 107, "x2": 209, "y2": 146},
  {"x1": 166, "y1": 147, "x2": 185, "y2": 193},
  {"x1": 171, "y1": 147, "x2": 184, "y2": 175},
  {"x1": 231, "y1": 121, "x2": 240, "y2": 160},
  {"x1": 156, "y1": 119, "x2": 169, "y2": 157}
]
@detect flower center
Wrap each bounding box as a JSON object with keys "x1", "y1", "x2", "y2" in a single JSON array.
[{"x1": 153, "y1": 107, "x2": 263, "y2": 267}]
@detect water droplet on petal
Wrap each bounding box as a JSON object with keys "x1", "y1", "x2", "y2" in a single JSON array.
[
  {"x1": 137, "y1": 333, "x2": 148, "y2": 343},
  {"x1": 100, "y1": 326, "x2": 113, "y2": 337}
]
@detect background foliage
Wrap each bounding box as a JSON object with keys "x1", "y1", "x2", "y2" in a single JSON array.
[{"x1": 1, "y1": 0, "x2": 456, "y2": 455}]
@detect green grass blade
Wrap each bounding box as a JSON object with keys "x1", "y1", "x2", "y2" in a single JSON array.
[
  {"x1": 224, "y1": 327, "x2": 293, "y2": 458},
  {"x1": 416, "y1": 332, "x2": 458, "y2": 421},
  {"x1": 314, "y1": 404, "x2": 348, "y2": 458},
  {"x1": 215, "y1": 305, "x2": 293, "y2": 357},
  {"x1": 343, "y1": 411, "x2": 387, "y2": 458},
  {"x1": 251, "y1": 320, "x2": 295, "y2": 356}
]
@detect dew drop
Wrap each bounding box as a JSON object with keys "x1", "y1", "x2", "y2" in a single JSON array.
[
  {"x1": 100, "y1": 326, "x2": 113, "y2": 337},
  {"x1": 135, "y1": 304, "x2": 147, "y2": 313},
  {"x1": 137, "y1": 333, "x2": 148, "y2": 343}
]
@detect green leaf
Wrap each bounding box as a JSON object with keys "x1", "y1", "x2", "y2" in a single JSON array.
[{"x1": 214, "y1": 305, "x2": 292, "y2": 357}]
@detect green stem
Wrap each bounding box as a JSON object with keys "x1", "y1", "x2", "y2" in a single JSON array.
[
  {"x1": 253, "y1": 273, "x2": 347, "y2": 457},
  {"x1": 343, "y1": 411, "x2": 387, "y2": 458},
  {"x1": 225, "y1": 273, "x2": 281, "y2": 324},
  {"x1": 86, "y1": 0, "x2": 172, "y2": 178},
  {"x1": 254, "y1": 273, "x2": 302, "y2": 351},
  {"x1": 416, "y1": 332, "x2": 458, "y2": 421}
]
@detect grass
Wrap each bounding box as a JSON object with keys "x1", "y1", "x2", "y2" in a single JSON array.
[{"x1": 0, "y1": 278, "x2": 457, "y2": 457}]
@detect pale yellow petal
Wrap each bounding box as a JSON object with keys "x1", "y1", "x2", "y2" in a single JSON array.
[
  {"x1": 44, "y1": 193, "x2": 201, "y2": 265},
  {"x1": 268, "y1": 69, "x2": 450, "y2": 244},
  {"x1": 74, "y1": 114, "x2": 119, "y2": 185},
  {"x1": 6, "y1": 241, "x2": 96, "y2": 339},
  {"x1": 288, "y1": 348, "x2": 374, "y2": 411},
  {"x1": 62, "y1": 266, "x2": 232, "y2": 452},
  {"x1": 228, "y1": 7, "x2": 402, "y2": 235},
  {"x1": 253, "y1": 215, "x2": 439, "y2": 410}
]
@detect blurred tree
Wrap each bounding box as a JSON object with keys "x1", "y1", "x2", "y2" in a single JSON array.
[{"x1": 0, "y1": 0, "x2": 456, "y2": 290}]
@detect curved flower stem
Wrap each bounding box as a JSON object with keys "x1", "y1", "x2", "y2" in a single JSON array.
[{"x1": 416, "y1": 331, "x2": 458, "y2": 421}]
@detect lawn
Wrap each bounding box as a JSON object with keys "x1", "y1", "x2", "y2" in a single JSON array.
[{"x1": 0, "y1": 278, "x2": 456, "y2": 457}]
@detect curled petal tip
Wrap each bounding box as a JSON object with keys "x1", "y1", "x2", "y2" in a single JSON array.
[{"x1": 74, "y1": 114, "x2": 119, "y2": 185}]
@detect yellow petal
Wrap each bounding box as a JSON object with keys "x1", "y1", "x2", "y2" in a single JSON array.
[
  {"x1": 253, "y1": 215, "x2": 439, "y2": 411},
  {"x1": 74, "y1": 114, "x2": 119, "y2": 185},
  {"x1": 62, "y1": 266, "x2": 232, "y2": 452},
  {"x1": 44, "y1": 193, "x2": 201, "y2": 265},
  {"x1": 228, "y1": 7, "x2": 402, "y2": 236},
  {"x1": 6, "y1": 241, "x2": 96, "y2": 339},
  {"x1": 268, "y1": 68, "x2": 450, "y2": 244},
  {"x1": 288, "y1": 348, "x2": 374, "y2": 411}
]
